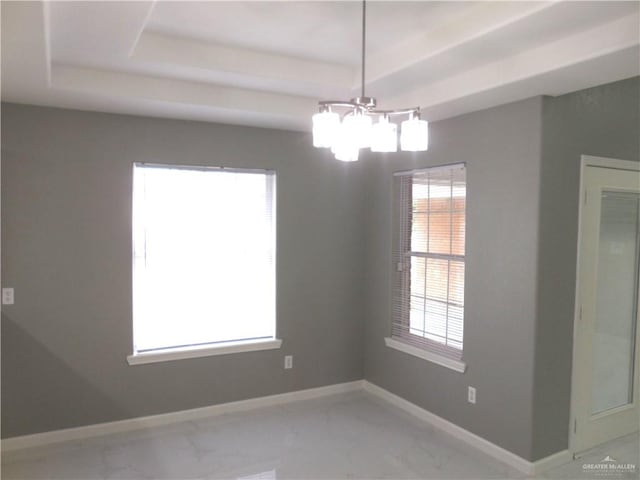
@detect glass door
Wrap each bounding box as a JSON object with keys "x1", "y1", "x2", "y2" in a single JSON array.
[
  {"x1": 573, "y1": 162, "x2": 640, "y2": 455},
  {"x1": 591, "y1": 191, "x2": 639, "y2": 415}
]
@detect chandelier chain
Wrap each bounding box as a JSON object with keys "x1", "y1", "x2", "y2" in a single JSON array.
[{"x1": 361, "y1": 0, "x2": 366, "y2": 99}]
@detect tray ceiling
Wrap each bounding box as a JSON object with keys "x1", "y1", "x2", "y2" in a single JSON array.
[{"x1": 2, "y1": 1, "x2": 639, "y2": 131}]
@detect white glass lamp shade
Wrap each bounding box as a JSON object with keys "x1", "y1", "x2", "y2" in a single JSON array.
[
  {"x1": 312, "y1": 110, "x2": 340, "y2": 148},
  {"x1": 400, "y1": 118, "x2": 429, "y2": 151},
  {"x1": 333, "y1": 143, "x2": 360, "y2": 162},
  {"x1": 341, "y1": 112, "x2": 372, "y2": 149},
  {"x1": 331, "y1": 117, "x2": 360, "y2": 162},
  {"x1": 330, "y1": 124, "x2": 359, "y2": 162},
  {"x1": 370, "y1": 116, "x2": 398, "y2": 152}
]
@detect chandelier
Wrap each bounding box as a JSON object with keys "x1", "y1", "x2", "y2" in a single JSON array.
[{"x1": 312, "y1": 0, "x2": 429, "y2": 162}]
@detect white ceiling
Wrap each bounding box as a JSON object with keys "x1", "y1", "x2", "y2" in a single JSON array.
[{"x1": 2, "y1": 1, "x2": 639, "y2": 132}]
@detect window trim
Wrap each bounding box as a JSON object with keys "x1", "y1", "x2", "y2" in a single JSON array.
[
  {"x1": 384, "y1": 337, "x2": 466, "y2": 373},
  {"x1": 127, "y1": 338, "x2": 283, "y2": 366},
  {"x1": 390, "y1": 163, "x2": 467, "y2": 367}
]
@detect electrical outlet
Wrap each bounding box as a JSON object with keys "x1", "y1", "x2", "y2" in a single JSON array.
[
  {"x1": 468, "y1": 386, "x2": 476, "y2": 404},
  {"x1": 2, "y1": 288, "x2": 14, "y2": 305},
  {"x1": 284, "y1": 355, "x2": 293, "y2": 369}
]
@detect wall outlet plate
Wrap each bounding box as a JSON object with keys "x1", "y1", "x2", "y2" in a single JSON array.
[
  {"x1": 284, "y1": 355, "x2": 293, "y2": 369},
  {"x1": 2, "y1": 288, "x2": 14, "y2": 305},
  {"x1": 468, "y1": 386, "x2": 476, "y2": 404}
]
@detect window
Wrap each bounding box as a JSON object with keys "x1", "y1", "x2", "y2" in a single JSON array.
[
  {"x1": 129, "y1": 163, "x2": 278, "y2": 364},
  {"x1": 388, "y1": 164, "x2": 466, "y2": 369}
]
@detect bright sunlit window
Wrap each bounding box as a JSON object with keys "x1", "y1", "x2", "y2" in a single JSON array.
[
  {"x1": 391, "y1": 164, "x2": 466, "y2": 362},
  {"x1": 131, "y1": 163, "x2": 276, "y2": 358}
]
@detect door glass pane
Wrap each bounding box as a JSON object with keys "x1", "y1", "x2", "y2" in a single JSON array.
[{"x1": 591, "y1": 191, "x2": 640, "y2": 415}]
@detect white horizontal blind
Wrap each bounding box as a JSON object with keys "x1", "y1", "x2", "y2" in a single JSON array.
[
  {"x1": 132, "y1": 163, "x2": 276, "y2": 353},
  {"x1": 392, "y1": 164, "x2": 466, "y2": 359}
]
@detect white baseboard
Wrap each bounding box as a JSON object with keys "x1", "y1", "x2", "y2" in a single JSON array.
[
  {"x1": 1, "y1": 378, "x2": 571, "y2": 476},
  {"x1": 362, "y1": 381, "x2": 571, "y2": 476},
  {"x1": 1, "y1": 380, "x2": 364, "y2": 453}
]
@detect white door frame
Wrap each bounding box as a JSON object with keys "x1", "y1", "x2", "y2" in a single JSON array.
[{"x1": 569, "y1": 154, "x2": 640, "y2": 457}]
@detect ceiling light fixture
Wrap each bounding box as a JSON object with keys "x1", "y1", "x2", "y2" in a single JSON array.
[{"x1": 312, "y1": 0, "x2": 428, "y2": 162}]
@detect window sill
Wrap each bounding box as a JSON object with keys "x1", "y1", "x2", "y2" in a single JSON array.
[
  {"x1": 384, "y1": 337, "x2": 466, "y2": 373},
  {"x1": 127, "y1": 338, "x2": 283, "y2": 366}
]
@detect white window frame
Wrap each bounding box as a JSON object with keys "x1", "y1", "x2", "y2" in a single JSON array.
[
  {"x1": 386, "y1": 163, "x2": 467, "y2": 373},
  {"x1": 127, "y1": 163, "x2": 280, "y2": 366}
]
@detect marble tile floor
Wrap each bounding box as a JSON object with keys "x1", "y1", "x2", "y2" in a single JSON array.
[{"x1": 1, "y1": 391, "x2": 638, "y2": 480}]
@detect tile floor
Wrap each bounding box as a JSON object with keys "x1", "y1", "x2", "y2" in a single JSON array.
[{"x1": 2, "y1": 391, "x2": 638, "y2": 479}]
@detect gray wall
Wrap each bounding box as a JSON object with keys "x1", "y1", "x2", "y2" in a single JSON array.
[
  {"x1": 532, "y1": 77, "x2": 640, "y2": 459},
  {"x1": 361, "y1": 77, "x2": 640, "y2": 462},
  {"x1": 362, "y1": 97, "x2": 544, "y2": 460},
  {"x1": 3, "y1": 77, "x2": 637, "y2": 460},
  {"x1": 1, "y1": 103, "x2": 365, "y2": 438}
]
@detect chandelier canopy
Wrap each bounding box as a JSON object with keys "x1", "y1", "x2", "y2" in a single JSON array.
[{"x1": 312, "y1": 1, "x2": 429, "y2": 162}]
